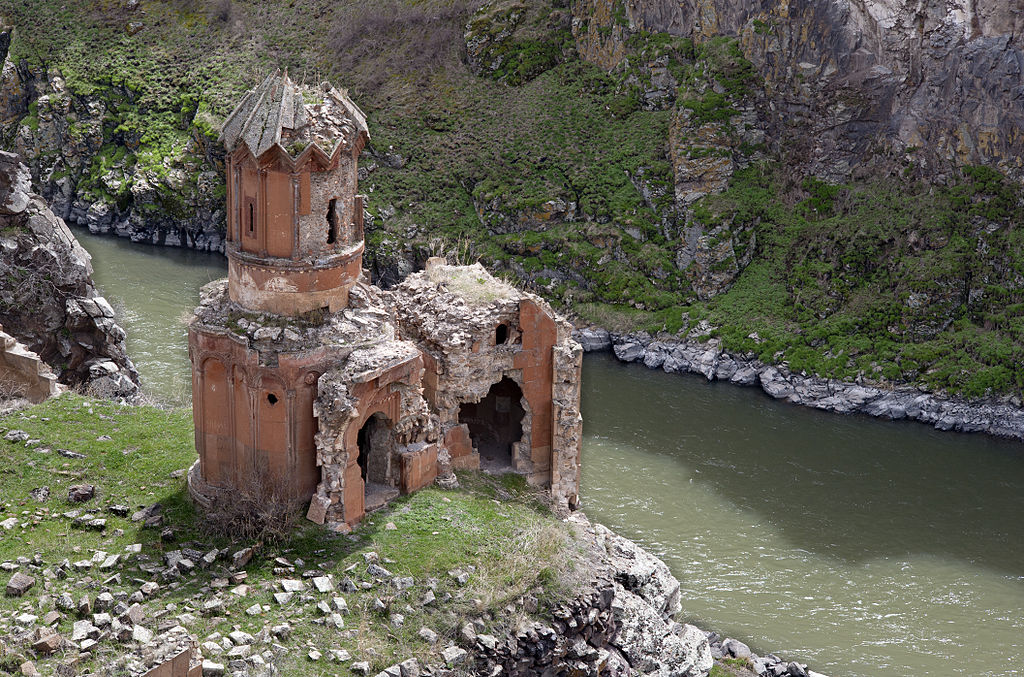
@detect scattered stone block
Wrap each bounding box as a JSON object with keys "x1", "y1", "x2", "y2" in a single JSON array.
[
  {"x1": 19, "y1": 661, "x2": 39, "y2": 677},
  {"x1": 202, "y1": 661, "x2": 225, "y2": 677},
  {"x1": 16, "y1": 612, "x2": 38, "y2": 626},
  {"x1": 132, "y1": 624, "x2": 153, "y2": 644},
  {"x1": 95, "y1": 592, "x2": 115, "y2": 609},
  {"x1": 228, "y1": 630, "x2": 254, "y2": 646},
  {"x1": 442, "y1": 646, "x2": 468, "y2": 667},
  {"x1": 125, "y1": 603, "x2": 145, "y2": 625},
  {"x1": 231, "y1": 547, "x2": 254, "y2": 569},
  {"x1": 399, "y1": 658, "x2": 420, "y2": 677},
  {"x1": 67, "y1": 484, "x2": 95, "y2": 502},
  {"x1": 71, "y1": 620, "x2": 94, "y2": 641},
  {"x1": 306, "y1": 495, "x2": 329, "y2": 524},
  {"x1": 131, "y1": 503, "x2": 162, "y2": 522},
  {"x1": 5, "y1": 571, "x2": 34, "y2": 596},
  {"x1": 367, "y1": 563, "x2": 393, "y2": 579}
]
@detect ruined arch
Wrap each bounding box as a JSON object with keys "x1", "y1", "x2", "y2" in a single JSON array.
[
  {"x1": 357, "y1": 411, "x2": 400, "y2": 512},
  {"x1": 458, "y1": 376, "x2": 526, "y2": 472}
]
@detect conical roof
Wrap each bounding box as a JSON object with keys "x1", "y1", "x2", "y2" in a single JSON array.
[{"x1": 219, "y1": 70, "x2": 369, "y2": 160}]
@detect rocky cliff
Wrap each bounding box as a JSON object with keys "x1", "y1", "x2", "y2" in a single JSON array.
[
  {"x1": 572, "y1": 0, "x2": 1024, "y2": 297},
  {"x1": 0, "y1": 151, "x2": 139, "y2": 399},
  {"x1": 574, "y1": 0, "x2": 1024, "y2": 181}
]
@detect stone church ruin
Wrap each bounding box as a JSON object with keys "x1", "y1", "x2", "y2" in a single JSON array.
[{"x1": 187, "y1": 72, "x2": 583, "y2": 528}]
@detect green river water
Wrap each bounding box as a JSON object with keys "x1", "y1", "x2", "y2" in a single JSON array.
[{"x1": 74, "y1": 227, "x2": 1024, "y2": 677}]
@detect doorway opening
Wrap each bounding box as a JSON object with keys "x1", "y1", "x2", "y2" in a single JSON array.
[
  {"x1": 458, "y1": 377, "x2": 525, "y2": 473},
  {"x1": 356, "y1": 413, "x2": 399, "y2": 511}
]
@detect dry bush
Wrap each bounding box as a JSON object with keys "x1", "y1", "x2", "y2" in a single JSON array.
[
  {"x1": 0, "y1": 375, "x2": 26, "y2": 400},
  {"x1": 329, "y1": 0, "x2": 480, "y2": 90},
  {"x1": 201, "y1": 476, "x2": 307, "y2": 543},
  {"x1": 427, "y1": 235, "x2": 478, "y2": 266}
]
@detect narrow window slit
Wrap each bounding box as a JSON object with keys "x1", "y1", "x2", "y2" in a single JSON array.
[{"x1": 327, "y1": 198, "x2": 338, "y2": 244}]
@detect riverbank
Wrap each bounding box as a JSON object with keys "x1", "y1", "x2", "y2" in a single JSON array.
[
  {"x1": 575, "y1": 326, "x2": 1024, "y2": 443},
  {"x1": 1, "y1": 393, "x2": 838, "y2": 677}
]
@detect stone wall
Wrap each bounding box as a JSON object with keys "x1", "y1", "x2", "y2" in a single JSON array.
[
  {"x1": 0, "y1": 324, "x2": 59, "y2": 403},
  {"x1": 393, "y1": 261, "x2": 584, "y2": 509},
  {"x1": 311, "y1": 343, "x2": 438, "y2": 526}
]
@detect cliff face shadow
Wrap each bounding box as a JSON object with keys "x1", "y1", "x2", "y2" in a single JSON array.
[{"x1": 581, "y1": 353, "x2": 1024, "y2": 578}]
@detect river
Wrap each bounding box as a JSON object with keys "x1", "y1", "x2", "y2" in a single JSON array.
[
  {"x1": 74, "y1": 228, "x2": 1024, "y2": 677},
  {"x1": 73, "y1": 227, "x2": 226, "y2": 406}
]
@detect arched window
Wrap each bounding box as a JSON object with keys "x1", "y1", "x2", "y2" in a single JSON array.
[{"x1": 495, "y1": 323, "x2": 510, "y2": 345}]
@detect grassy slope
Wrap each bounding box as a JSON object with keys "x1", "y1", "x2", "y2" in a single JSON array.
[
  {"x1": 4, "y1": 0, "x2": 1024, "y2": 399},
  {"x1": 0, "y1": 394, "x2": 584, "y2": 676},
  {"x1": 672, "y1": 166, "x2": 1024, "y2": 400}
]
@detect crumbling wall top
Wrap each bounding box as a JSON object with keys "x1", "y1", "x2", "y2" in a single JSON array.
[
  {"x1": 394, "y1": 262, "x2": 572, "y2": 351},
  {"x1": 190, "y1": 279, "x2": 397, "y2": 355}
]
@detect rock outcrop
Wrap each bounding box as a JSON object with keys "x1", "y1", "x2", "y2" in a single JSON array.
[
  {"x1": 570, "y1": 0, "x2": 1024, "y2": 300},
  {"x1": 573, "y1": 0, "x2": 1024, "y2": 182},
  {"x1": 0, "y1": 151, "x2": 139, "y2": 399},
  {"x1": 464, "y1": 512, "x2": 713, "y2": 677}
]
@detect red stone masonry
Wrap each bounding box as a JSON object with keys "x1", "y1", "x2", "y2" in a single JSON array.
[{"x1": 188, "y1": 73, "x2": 582, "y2": 528}]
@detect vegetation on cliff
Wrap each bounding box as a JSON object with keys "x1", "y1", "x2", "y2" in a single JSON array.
[
  {"x1": 2, "y1": 0, "x2": 1023, "y2": 400},
  {"x1": 632, "y1": 164, "x2": 1024, "y2": 400}
]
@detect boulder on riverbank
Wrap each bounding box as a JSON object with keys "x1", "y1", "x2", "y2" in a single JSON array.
[
  {"x1": 576, "y1": 326, "x2": 1024, "y2": 443},
  {"x1": 0, "y1": 151, "x2": 138, "y2": 400}
]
